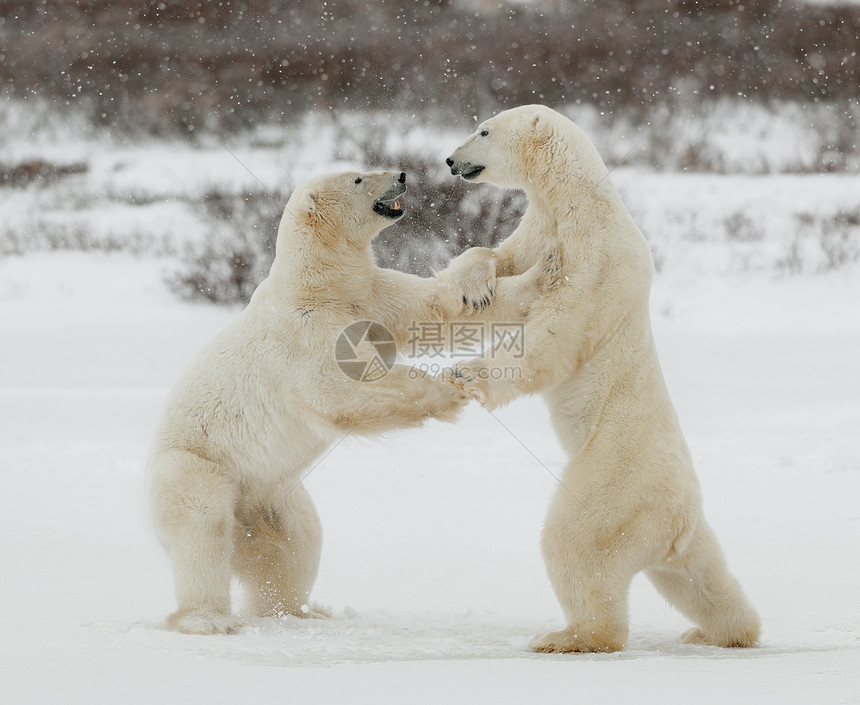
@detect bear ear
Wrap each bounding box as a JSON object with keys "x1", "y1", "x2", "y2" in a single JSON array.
[
  {"x1": 300, "y1": 190, "x2": 318, "y2": 215},
  {"x1": 532, "y1": 111, "x2": 551, "y2": 138}
]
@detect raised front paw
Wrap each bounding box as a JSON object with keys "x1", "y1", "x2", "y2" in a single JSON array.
[
  {"x1": 437, "y1": 247, "x2": 497, "y2": 314},
  {"x1": 540, "y1": 247, "x2": 564, "y2": 291},
  {"x1": 444, "y1": 361, "x2": 489, "y2": 405},
  {"x1": 521, "y1": 247, "x2": 564, "y2": 298},
  {"x1": 459, "y1": 263, "x2": 496, "y2": 313},
  {"x1": 429, "y1": 375, "x2": 472, "y2": 422}
]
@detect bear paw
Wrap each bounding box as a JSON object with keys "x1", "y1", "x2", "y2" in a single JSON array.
[
  {"x1": 530, "y1": 628, "x2": 624, "y2": 654},
  {"x1": 304, "y1": 602, "x2": 334, "y2": 619},
  {"x1": 459, "y1": 274, "x2": 495, "y2": 313},
  {"x1": 539, "y1": 247, "x2": 565, "y2": 291},
  {"x1": 440, "y1": 380, "x2": 473, "y2": 422},
  {"x1": 167, "y1": 609, "x2": 244, "y2": 635},
  {"x1": 424, "y1": 374, "x2": 471, "y2": 423},
  {"x1": 681, "y1": 628, "x2": 709, "y2": 645},
  {"x1": 436, "y1": 247, "x2": 496, "y2": 314},
  {"x1": 445, "y1": 362, "x2": 489, "y2": 405},
  {"x1": 681, "y1": 626, "x2": 759, "y2": 648}
]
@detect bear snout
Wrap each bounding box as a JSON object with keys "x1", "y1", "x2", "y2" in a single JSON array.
[
  {"x1": 445, "y1": 157, "x2": 454, "y2": 167},
  {"x1": 398, "y1": 172, "x2": 406, "y2": 184}
]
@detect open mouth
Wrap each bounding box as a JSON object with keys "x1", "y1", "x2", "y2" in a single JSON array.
[
  {"x1": 461, "y1": 165, "x2": 485, "y2": 181},
  {"x1": 372, "y1": 199, "x2": 403, "y2": 219},
  {"x1": 451, "y1": 163, "x2": 484, "y2": 181},
  {"x1": 373, "y1": 183, "x2": 406, "y2": 219}
]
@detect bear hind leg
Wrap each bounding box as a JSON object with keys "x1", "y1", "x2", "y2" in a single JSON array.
[
  {"x1": 150, "y1": 451, "x2": 242, "y2": 635},
  {"x1": 531, "y1": 499, "x2": 638, "y2": 653},
  {"x1": 232, "y1": 483, "x2": 324, "y2": 619},
  {"x1": 529, "y1": 565, "x2": 633, "y2": 653},
  {"x1": 647, "y1": 519, "x2": 760, "y2": 648}
]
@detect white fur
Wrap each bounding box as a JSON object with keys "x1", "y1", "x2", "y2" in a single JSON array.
[
  {"x1": 146, "y1": 170, "x2": 555, "y2": 635},
  {"x1": 443, "y1": 106, "x2": 761, "y2": 652}
]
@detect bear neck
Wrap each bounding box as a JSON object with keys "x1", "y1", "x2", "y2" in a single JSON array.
[
  {"x1": 271, "y1": 227, "x2": 378, "y2": 300},
  {"x1": 522, "y1": 132, "x2": 624, "y2": 236}
]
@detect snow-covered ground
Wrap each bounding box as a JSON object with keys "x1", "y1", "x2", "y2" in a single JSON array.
[{"x1": 1, "y1": 250, "x2": 858, "y2": 704}]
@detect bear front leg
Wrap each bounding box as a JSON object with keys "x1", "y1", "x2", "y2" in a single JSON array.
[
  {"x1": 467, "y1": 249, "x2": 564, "y2": 324},
  {"x1": 323, "y1": 365, "x2": 470, "y2": 435},
  {"x1": 445, "y1": 298, "x2": 578, "y2": 410}
]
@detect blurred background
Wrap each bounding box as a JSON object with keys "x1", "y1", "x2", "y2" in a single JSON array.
[{"x1": 1, "y1": 0, "x2": 858, "y2": 302}]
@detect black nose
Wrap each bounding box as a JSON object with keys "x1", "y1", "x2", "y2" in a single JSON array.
[
  {"x1": 398, "y1": 172, "x2": 406, "y2": 183},
  {"x1": 445, "y1": 157, "x2": 454, "y2": 167}
]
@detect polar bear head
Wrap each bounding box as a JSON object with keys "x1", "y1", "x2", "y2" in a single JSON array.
[
  {"x1": 446, "y1": 105, "x2": 603, "y2": 192},
  {"x1": 281, "y1": 170, "x2": 407, "y2": 249}
]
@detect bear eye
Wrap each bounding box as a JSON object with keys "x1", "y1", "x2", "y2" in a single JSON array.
[
  {"x1": 480, "y1": 130, "x2": 489, "y2": 137},
  {"x1": 354, "y1": 177, "x2": 362, "y2": 184}
]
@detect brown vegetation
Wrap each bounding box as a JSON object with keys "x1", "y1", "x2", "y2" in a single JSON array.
[{"x1": 1, "y1": 0, "x2": 857, "y2": 136}]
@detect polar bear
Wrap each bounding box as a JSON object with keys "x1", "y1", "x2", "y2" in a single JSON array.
[
  {"x1": 443, "y1": 106, "x2": 761, "y2": 652},
  {"x1": 146, "y1": 170, "x2": 547, "y2": 635}
]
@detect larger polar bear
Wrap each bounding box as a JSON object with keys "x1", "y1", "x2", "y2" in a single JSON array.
[
  {"x1": 146, "y1": 170, "x2": 547, "y2": 634},
  {"x1": 443, "y1": 105, "x2": 760, "y2": 652}
]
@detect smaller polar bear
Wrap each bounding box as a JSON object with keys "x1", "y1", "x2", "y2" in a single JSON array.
[
  {"x1": 146, "y1": 170, "x2": 547, "y2": 634},
  {"x1": 444, "y1": 106, "x2": 760, "y2": 652}
]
